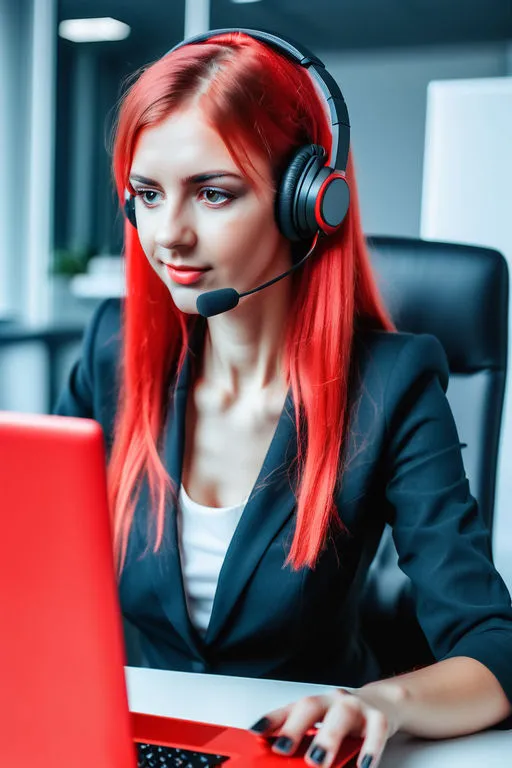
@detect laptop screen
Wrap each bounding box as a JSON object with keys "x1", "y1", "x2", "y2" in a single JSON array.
[{"x1": 0, "y1": 412, "x2": 136, "y2": 768}]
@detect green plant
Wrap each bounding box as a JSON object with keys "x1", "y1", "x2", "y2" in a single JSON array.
[{"x1": 51, "y1": 246, "x2": 95, "y2": 277}]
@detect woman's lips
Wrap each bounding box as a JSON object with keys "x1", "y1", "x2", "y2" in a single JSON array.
[{"x1": 165, "y1": 265, "x2": 210, "y2": 286}]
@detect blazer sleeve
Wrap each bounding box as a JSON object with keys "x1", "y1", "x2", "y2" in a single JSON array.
[{"x1": 383, "y1": 333, "x2": 512, "y2": 705}]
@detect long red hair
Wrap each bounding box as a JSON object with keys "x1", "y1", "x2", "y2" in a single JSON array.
[{"x1": 110, "y1": 32, "x2": 394, "y2": 574}]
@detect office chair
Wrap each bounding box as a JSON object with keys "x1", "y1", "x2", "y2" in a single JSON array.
[{"x1": 361, "y1": 235, "x2": 509, "y2": 676}]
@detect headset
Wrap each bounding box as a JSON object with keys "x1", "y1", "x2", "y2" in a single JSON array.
[{"x1": 124, "y1": 28, "x2": 350, "y2": 242}]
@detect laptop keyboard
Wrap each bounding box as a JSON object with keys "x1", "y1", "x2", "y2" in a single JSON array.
[{"x1": 136, "y1": 741, "x2": 230, "y2": 767}]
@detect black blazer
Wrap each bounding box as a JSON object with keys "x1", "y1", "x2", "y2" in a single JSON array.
[{"x1": 55, "y1": 298, "x2": 512, "y2": 705}]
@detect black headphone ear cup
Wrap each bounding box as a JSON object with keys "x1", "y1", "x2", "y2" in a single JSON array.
[
  {"x1": 317, "y1": 174, "x2": 350, "y2": 232},
  {"x1": 276, "y1": 145, "x2": 325, "y2": 241},
  {"x1": 124, "y1": 195, "x2": 137, "y2": 228}
]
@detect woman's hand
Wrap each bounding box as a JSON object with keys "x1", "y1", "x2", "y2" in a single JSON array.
[{"x1": 248, "y1": 686, "x2": 404, "y2": 767}]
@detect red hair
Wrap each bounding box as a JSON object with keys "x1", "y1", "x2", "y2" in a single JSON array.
[{"x1": 110, "y1": 32, "x2": 394, "y2": 574}]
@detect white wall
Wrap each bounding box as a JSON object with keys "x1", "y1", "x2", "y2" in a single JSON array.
[{"x1": 321, "y1": 42, "x2": 508, "y2": 237}]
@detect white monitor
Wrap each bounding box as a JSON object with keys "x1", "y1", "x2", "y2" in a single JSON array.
[{"x1": 420, "y1": 76, "x2": 512, "y2": 588}]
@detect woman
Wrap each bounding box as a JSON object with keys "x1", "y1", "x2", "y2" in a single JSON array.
[{"x1": 56, "y1": 29, "x2": 512, "y2": 768}]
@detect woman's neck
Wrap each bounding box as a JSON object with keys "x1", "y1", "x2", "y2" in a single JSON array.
[{"x1": 201, "y1": 278, "x2": 291, "y2": 396}]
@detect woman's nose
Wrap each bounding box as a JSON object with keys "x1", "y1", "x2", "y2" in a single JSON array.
[{"x1": 154, "y1": 199, "x2": 197, "y2": 250}]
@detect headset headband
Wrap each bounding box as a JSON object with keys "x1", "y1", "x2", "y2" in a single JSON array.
[{"x1": 167, "y1": 28, "x2": 350, "y2": 173}]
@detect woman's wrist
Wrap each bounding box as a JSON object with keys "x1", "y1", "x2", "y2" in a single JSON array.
[
  {"x1": 354, "y1": 657, "x2": 512, "y2": 739},
  {"x1": 352, "y1": 680, "x2": 410, "y2": 737}
]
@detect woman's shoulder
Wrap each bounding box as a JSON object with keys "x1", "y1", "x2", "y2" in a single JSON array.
[
  {"x1": 77, "y1": 297, "x2": 123, "y2": 401},
  {"x1": 84, "y1": 297, "x2": 123, "y2": 363},
  {"x1": 90, "y1": 296, "x2": 123, "y2": 338},
  {"x1": 53, "y1": 298, "x2": 123, "y2": 426},
  {"x1": 351, "y1": 327, "x2": 450, "y2": 397}
]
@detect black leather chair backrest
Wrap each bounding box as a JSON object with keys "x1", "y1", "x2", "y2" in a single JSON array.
[{"x1": 361, "y1": 235, "x2": 509, "y2": 675}]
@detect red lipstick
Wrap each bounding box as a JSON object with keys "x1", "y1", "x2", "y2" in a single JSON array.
[{"x1": 165, "y1": 265, "x2": 209, "y2": 286}]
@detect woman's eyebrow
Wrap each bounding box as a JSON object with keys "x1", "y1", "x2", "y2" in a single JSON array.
[
  {"x1": 186, "y1": 171, "x2": 243, "y2": 183},
  {"x1": 129, "y1": 171, "x2": 243, "y2": 185},
  {"x1": 129, "y1": 174, "x2": 159, "y2": 186}
]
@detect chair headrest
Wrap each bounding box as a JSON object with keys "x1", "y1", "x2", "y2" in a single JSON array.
[{"x1": 367, "y1": 236, "x2": 508, "y2": 373}]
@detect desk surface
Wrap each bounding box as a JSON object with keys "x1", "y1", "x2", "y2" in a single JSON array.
[{"x1": 126, "y1": 666, "x2": 512, "y2": 767}]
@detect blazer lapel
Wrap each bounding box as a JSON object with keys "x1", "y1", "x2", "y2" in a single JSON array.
[{"x1": 204, "y1": 390, "x2": 298, "y2": 646}]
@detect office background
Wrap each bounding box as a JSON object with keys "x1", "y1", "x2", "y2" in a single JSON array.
[{"x1": 1, "y1": 0, "x2": 512, "y2": 588}]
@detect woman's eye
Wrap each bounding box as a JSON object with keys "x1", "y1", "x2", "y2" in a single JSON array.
[
  {"x1": 200, "y1": 188, "x2": 234, "y2": 206},
  {"x1": 138, "y1": 190, "x2": 161, "y2": 206}
]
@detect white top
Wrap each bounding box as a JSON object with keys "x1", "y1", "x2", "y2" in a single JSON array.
[{"x1": 177, "y1": 484, "x2": 246, "y2": 635}]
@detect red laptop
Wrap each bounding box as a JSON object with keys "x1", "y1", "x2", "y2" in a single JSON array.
[{"x1": 0, "y1": 411, "x2": 361, "y2": 767}]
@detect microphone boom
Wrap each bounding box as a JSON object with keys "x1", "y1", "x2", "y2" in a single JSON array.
[{"x1": 196, "y1": 232, "x2": 320, "y2": 318}]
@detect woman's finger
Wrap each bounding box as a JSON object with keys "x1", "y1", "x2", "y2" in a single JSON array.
[
  {"x1": 248, "y1": 703, "x2": 294, "y2": 737},
  {"x1": 305, "y1": 691, "x2": 364, "y2": 767},
  {"x1": 355, "y1": 706, "x2": 391, "y2": 768},
  {"x1": 260, "y1": 695, "x2": 328, "y2": 756}
]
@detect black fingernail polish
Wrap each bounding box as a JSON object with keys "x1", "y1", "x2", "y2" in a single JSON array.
[
  {"x1": 360, "y1": 755, "x2": 374, "y2": 768},
  {"x1": 274, "y1": 736, "x2": 293, "y2": 753},
  {"x1": 249, "y1": 717, "x2": 271, "y2": 734},
  {"x1": 309, "y1": 745, "x2": 327, "y2": 764}
]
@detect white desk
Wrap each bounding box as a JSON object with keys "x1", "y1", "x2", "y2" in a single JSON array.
[{"x1": 126, "y1": 667, "x2": 512, "y2": 767}]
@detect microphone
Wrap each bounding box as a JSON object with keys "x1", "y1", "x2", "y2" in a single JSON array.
[{"x1": 196, "y1": 232, "x2": 320, "y2": 318}]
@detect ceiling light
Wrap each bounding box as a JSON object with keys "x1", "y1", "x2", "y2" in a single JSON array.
[
  {"x1": 230, "y1": 0, "x2": 263, "y2": 4},
  {"x1": 58, "y1": 17, "x2": 131, "y2": 43}
]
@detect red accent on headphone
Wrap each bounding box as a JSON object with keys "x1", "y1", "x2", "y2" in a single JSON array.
[{"x1": 314, "y1": 171, "x2": 348, "y2": 235}]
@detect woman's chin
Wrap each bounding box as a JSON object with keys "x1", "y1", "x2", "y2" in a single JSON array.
[{"x1": 170, "y1": 296, "x2": 201, "y2": 316}]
